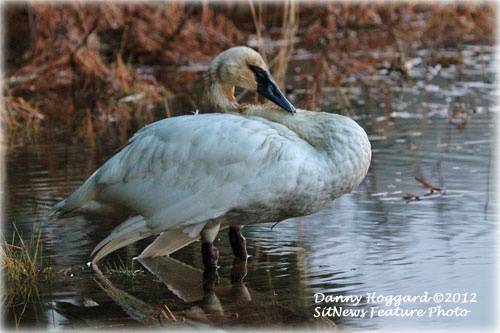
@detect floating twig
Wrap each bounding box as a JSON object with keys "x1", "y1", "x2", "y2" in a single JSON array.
[
  {"x1": 403, "y1": 192, "x2": 420, "y2": 201},
  {"x1": 270, "y1": 221, "x2": 281, "y2": 230},
  {"x1": 164, "y1": 304, "x2": 177, "y2": 322},
  {"x1": 415, "y1": 176, "x2": 443, "y2": 193}
]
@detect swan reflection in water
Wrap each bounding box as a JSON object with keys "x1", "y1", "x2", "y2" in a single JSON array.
[{"x1": 51, "y1": 257, "x2": 336, "y2": 329}]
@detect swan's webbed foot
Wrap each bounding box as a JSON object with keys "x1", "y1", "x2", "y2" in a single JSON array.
[
  {"x1": 202, "y1": 242, "x2": 219, "y2": 271},
  {"x1": 229, "y1": 226, "x2": 248, "y2": 259}
]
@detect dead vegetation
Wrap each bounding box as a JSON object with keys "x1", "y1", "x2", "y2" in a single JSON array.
[
  {"x1": 403, "y1": 176, "x2": 445, "y2": 201},
  {"x1": 1, "y1": 220, "x2": 69, "y2": 327},
  {"x1": 103, "y1": 256, "x2": 144, "y2": 280},
  {"x1": 2, "y1": 2, "x2": 495, "y2": 145}
]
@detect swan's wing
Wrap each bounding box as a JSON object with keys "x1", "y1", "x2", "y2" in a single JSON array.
[
  {"x1": 94, "y1": 113, "x2": 299, "y2": 233},
  {"x1": 87, "y1": 113, "x2": 313, "y2": 262}
]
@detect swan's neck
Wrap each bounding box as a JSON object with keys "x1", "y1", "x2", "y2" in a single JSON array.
[
  {"x1": 206, "y1": 68, "x2": 239, "y2": 113},
  {"x1": 240, "y1": 105, "x2": 372, "y2": 199},
  {"x1": 240, "y1": 106, "x2": 333, "y2": 150}
]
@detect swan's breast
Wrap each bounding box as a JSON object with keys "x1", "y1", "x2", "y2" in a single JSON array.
[
  {"x1": 223, "y1": 111, "x2": 371, "y2": 223},
  {"x1": 321, "y1": 115, "x2": 371, "y2": 199}
]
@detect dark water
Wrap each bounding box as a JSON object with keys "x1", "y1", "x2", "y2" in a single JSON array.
[{"x1": 4, "y1": 45, "x2": 497, "y2": 330}]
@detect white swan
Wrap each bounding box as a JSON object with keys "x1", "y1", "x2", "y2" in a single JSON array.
[{"x1": 52, "y1": 46, "x2": 371, "y2": 270}]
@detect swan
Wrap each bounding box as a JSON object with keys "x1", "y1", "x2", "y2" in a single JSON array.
[{"x1": 51, "y1": 46, "x2": 371, "y2": 271}]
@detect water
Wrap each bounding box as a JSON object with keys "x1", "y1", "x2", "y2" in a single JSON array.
[{"x1": 4, "y1": 45, "x2": 497, "y2": 330}]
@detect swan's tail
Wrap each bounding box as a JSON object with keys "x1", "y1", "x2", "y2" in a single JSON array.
[
  {"x1": 91, "y1": 216, "x2": 153, "y2": 263},
  {"x1": 50, "y1": 171, "x2": 98, "y2": 218}
]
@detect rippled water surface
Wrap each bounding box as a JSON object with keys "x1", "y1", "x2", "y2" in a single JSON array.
[{"x1": 4, "y1": 45, "x2": 497, "y2": 330}]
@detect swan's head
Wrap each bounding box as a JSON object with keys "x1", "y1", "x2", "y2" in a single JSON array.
[{"x1": 208, "y1": 46, "x2": 295, "y2": 113}]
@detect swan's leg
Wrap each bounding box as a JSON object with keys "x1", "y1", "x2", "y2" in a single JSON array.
[
  {"x1": 203, "y1": 270, "x2": 219, "y2": 293},
  {"x1": 201, "y1": 223, "x2": 221, "y2": 271},
  {"x1": 230, "y1": 258, "x2": 251, "y2": 301},
  {"x1": 201, "y1": 243, "x2": 219, "y2": 271},
  {"x1": 230, "y1": 257, "x2": 248, "y2": 283},
  {"x1": 229, "y1": 225, "x2": 248, "y2": 258}
]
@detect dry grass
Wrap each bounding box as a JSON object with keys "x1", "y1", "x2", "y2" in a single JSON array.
[
  {"x1": 2, "y1": 223, "x2": 44, "y2": 295},
  {"x1": 3, "y1": 2, "x2": 495, "y2": 145},
  {"x1": 1, "y1": 221, "x2": 58, "y2": 327},
  {"x1": 268, "y1": 0, "x2": 299, "y2": 90}
]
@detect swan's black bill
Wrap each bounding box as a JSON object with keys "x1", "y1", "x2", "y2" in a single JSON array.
[{"x1": 249, "y1": 65, "x2": 296, "y2": 113}]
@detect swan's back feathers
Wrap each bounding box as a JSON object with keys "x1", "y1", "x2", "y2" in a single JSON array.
[{"x1": 92, "y1": 114, "x2": 299, "y2": 224}]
